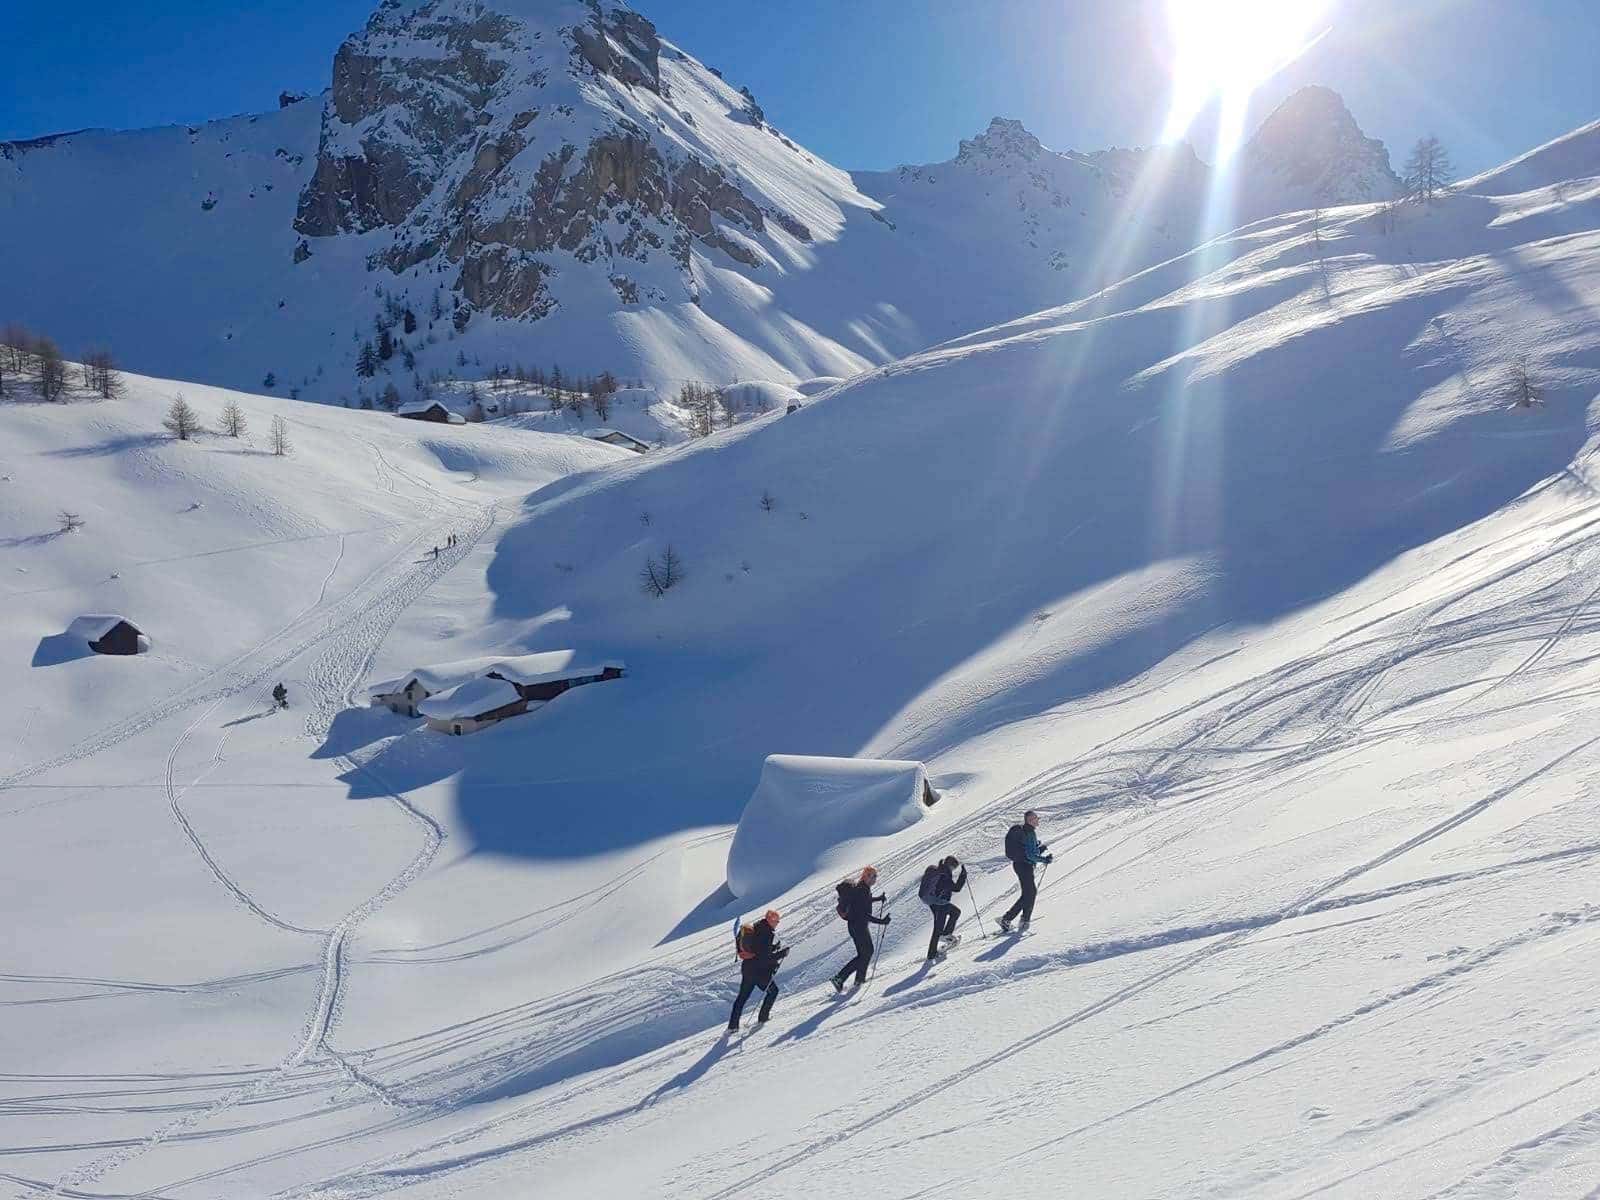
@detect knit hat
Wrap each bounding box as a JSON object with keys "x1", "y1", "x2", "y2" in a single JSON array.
[{"x1": 859, "y1": 866, "x2": 878, "y2": 883}]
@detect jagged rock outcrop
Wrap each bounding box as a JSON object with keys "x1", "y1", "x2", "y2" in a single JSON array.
[
  {"x1": 293, "y1": 0, "x2": 809, "y2": 324},
  {"x1": 1239, "y1": 86, "x2": 1401, "y2": 210}
]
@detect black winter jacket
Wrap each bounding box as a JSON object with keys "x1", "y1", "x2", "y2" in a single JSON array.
[{"x1": 839, "y1": 881, "x2": 889, "y2": 926}]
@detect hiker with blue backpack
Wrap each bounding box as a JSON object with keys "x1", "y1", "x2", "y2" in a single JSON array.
[
  {"x1": 919, "y1": 856, "x2": 968, "y2": 960},
  {"x1": 998, "y1": 810, "x2": 1052, "y2": 934},
  {"x1": 728, "y1": 909, "x2": 789, "y2": 1032},
  {"x1": 830, "y1": 866, "x2": 891, "y2": 992}
]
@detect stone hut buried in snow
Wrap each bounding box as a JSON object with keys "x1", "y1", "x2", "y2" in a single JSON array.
[
  {"x1": 396, "y1": 400, "x2": 465, "y2": 424},
  {"x1": 368, "y1": 651, "x2": 625, "y2": 724},
  {"x1": 67, "y1": 615, "x2": 150, "y2": 656},
  {"x1": 725, "y1": 756, "x2": 939, "y2": 901},
  {"x1": 585, "y1": 428, "x2": 651, "y2": 453},
  {"x1": 418, "y1": 677, "x2": 529, "y2": 736}
]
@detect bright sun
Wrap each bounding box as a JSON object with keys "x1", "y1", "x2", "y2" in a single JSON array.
[{"x1": 1162, "y1": 0, "x2": 1333, "y2": 145}]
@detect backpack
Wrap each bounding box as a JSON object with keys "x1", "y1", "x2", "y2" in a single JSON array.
[
  {"x1": 918, "y1": 865, "x2": 942, "y2": 907},
  {"x1": 835, "y1": 880, "x2": 854, "y2": 920},
  {"x1": 1005, "y1": 824, "x2": 1027, "y2": 864},
  {"x1": 734, "y1": 919, "x2": 759, "y2": 961}
]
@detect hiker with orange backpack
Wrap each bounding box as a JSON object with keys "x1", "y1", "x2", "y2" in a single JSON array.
[
  {"x1": 830, "y1": 866, "x2": 891, "y2": 993},
  {"x1": 728, "y1": 909, "x2": 789, "y2": 1032}
]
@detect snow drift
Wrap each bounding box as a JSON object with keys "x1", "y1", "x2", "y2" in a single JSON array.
[{"x1": 725, "y1": 755, "x2": 931, "y2": 900}]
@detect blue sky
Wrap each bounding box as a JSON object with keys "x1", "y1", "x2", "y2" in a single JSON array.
[{"x1": 3, "y1": 1, "x2": 1597, "y2": 176}]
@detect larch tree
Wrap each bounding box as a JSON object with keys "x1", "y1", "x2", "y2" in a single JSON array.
[
  {"x1": 220, "y1": 399, "x2": 249, "y2": 437},
  {"x1": 270, "y1": 415, "x2": 292, "y2": 456},
  {"x1": 1404, "y1": 135, "x2": 1455, "y2": 205},
  {"x1": 164, "y1": 394, "x2": 202, "y2": 440}
]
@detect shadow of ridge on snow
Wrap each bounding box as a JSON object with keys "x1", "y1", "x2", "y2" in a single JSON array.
[{"x1": 463, "y1": 267, "x2": 1595, "y2": 858}]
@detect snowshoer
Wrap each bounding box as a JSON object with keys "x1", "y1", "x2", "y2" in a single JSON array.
[
  {"x1": 728, "y1": 909, "x2": 788, "y2": 1031},
  {"x1": 920, "y1": 856, "x2": 968, "y2": 960},
  {"x1": 997, "y1": 810, "x2": 1051, "y2": 934},
  {"x1": 272, "y1": 683, "x2": 288, "y2": 709},
  {"x1": 830, "y1": 866, "x2": 890, "y2": 991}
]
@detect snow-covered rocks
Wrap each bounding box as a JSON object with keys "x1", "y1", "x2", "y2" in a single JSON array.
[{"x1": 725, "y1": 756, "x2": 935, "y2": 900}]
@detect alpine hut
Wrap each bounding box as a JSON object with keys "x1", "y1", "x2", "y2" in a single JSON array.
[{"x1": 67, "y1": 615, "x2": 150, "y2": 656}]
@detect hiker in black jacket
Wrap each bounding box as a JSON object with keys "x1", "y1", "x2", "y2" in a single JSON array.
[
  {"x1": 998, "y1": 810, "x2": 1052, "y2": 933},
  {"x1": 728, "y1": 909, "x2": 788, "y2": 1031},
  {"x1": 922, "y1": 856, "x2": 967, "y2": 960},
  {"x1": 830, "y1": 866, "x2": 891, "y2": 991}
]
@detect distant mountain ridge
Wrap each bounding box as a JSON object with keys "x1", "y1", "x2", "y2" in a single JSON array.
[{"x1": 2, "y1": 0, "x2": 1407, "y2": 402}]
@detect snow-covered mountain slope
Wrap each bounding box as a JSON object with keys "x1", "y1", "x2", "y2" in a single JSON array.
[
  {"x1": 7, "y1": 127, "x2": 1600, "y2": 1197},
  {"x1": 2, "y1": 0, "x2": 1400, "y2": 406}
]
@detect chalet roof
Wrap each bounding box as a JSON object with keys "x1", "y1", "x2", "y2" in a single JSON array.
[
  {"x1": 67, "y1": 614, "x2": 138, "y2": 642},
  {"x1": 369, "y1": 651, "x2": 624, "y2": 699},
  {"x1": 586, "y1": 428, "x2": 649, "y2": 447},
  {"x1": 396, "y1": 400, "x2": 445, "y2": 415},
  {"x1": 417, "y1": 677, "x2": 524, "y2": 720}
]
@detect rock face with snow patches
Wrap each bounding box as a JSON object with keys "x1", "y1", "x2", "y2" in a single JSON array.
[
  {"x1": 1, "y1": 0, "x2": 1403, "y2": 400},
  {"x1": 1236, "y1": 85, "x2": 1402, "y2": 213},
  {"x1": 294, "y1": 0, "x2": 818, "y2": 324}
]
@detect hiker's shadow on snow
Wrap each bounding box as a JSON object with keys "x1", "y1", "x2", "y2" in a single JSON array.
[
  {"x1": 974, "y1": 938, "x2": 1023, "y2": 964},
  {"x1": 639, "y1": 1036, "x2": 738, "y2": 1106},
  {"x1": 880, "y1": 960, "x2": 935, "y2": 997},
  {"x1": 773, "y1": 998, "x2": 853, "y2": 1044},
  {"x1": 222, "y1": 708, "x2": 278, "y2": 728}
]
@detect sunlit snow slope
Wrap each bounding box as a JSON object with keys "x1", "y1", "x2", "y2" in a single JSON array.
[{"x1": 5, "y1": 122, "x2": 1600, "y2": 1199}]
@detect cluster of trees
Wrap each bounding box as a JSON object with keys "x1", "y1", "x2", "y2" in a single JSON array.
[
  {"x1": 677, "y1": 382, "x2": 774, "y2": 437},
  {"x1": 1, "y1": 324, "x2": 123, "y2": 402},
  {"x1": 164, "y1": 394, "x2": 292, "y2": 454}
]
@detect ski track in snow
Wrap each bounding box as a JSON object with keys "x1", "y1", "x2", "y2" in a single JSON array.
[
  {"x1": 254, "y1": 490, "x2": 1600, "y2": 1199},
  {"x1": 40, "y1": 485, "x2": 491, "y2": 1196}
]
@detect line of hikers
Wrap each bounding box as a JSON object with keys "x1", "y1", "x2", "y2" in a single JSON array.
[{"x1": 729, "y1": 810, "x2": 1054, "y2": 1031}]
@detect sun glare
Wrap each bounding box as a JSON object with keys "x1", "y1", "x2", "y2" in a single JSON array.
[{"x1": 1162, "y1": 0, "x2": 1332, "y2": 147}]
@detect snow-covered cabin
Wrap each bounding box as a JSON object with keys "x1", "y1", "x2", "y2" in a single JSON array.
[
  {"x1": 368, "y1": 651, "x2": 625, "y2": 717},
  {"x1": 418, "y1": 677, "x2": 529, "y2": 736},
  {"x1": 725, "y1": 756, "x2": 938, "y2": 900},
  {"x1": 67, "y1": 615, "x2": 150, "y2": 656},
  {"x1": 396, "y1": 400, "x2": 466, "y2": 425},
  {"x1": 585, "y1": 428, "x2": 650, "y2": 454}
]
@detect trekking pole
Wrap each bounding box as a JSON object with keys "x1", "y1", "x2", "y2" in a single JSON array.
[
  {"x1": 967, "y1": 873, "x2": 990, "y2": 939},
  {"x1": 868, "y1": 897, "x2": 887, "y2": 983}
]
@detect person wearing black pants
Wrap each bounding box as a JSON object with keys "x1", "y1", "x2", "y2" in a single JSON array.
[
  {"x1": 729, "y1": 909, "x2": 788, "y2": 1031},
  {"x1": 999, "y1": 810, "x2": 1053, "y2": 933},
  {"x1": 831, "y1": 866, "x2": 891, "y2": 991},
  {"x1": 924, "y1": 856, "x2": 967, "y2": 960}
]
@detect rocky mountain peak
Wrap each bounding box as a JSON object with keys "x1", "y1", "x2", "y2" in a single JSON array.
[
  {"x1": 1240, "y1": 85, "x2": 1400, "y2": 206},
  {"x1": 956, "y1": 117, "x2": 1045, "y2": 167},
  {"x1": 292, "y1": 0, "x2": 817, "y2": 328}
]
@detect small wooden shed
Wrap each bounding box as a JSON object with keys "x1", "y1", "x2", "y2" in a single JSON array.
[
  {"x1": 585, "y1": 428, "x2": 651, "y2": 454},
  {"x1": 397, "y1": 400, "x2": 465, "y2": 424},
  {"x1": 67, "y1": 615, "x2": 150, "y2": 656}
]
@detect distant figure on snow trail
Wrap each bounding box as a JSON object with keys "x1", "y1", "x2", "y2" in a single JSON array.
[
  {"x1": 998, "y1": 810, "x2": 1051, "y2": 934},
  {"x1": 272, "y1": 683, "x2": 288, "y2": 710},
  {"x1": 729, "y1": 909, "x2": 789, "y2": 1031},
  {"x1": 919, "y1": 856, "x2": 967, "y2": 960},
  {"x1": 830, "y1": 866, "x2": 890, "y2": 992}
]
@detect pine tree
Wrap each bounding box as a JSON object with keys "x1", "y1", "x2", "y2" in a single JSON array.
[
  {"x1": 357, "y1": 341, "x2": 378, "y2": 377},
  {"x1": 402, "y1": 307, "x2": 418, "y2": 335},
  {"x1": 377, "y1": 326, "x2": 395, "y2": 361}
]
